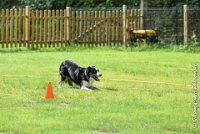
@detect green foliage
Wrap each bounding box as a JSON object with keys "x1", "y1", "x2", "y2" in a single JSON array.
[
  {"x1": 16, "y1": 0, "x2": 140, "y2": 9},
  {"x1": 148, "y1": 0, "x2": 200, "y2": 7},
  {"x1": 21, "y1": 0, "x2": 60, "y2": 9},
  {"x1": 1, "y1": 0, "x2": 200, "y2": 9},
  {"x1": 0, "y1": 0, "x2": 18, "y2": 8},
  {"x1": 190, "y1": 31, "x2": 200, "y2": 47}
]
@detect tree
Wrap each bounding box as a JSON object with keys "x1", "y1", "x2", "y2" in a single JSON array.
[
  {"x1": 0, "y1": 0, "x2": 200, "y2": 9},
  {"x1": 0, "y1": 0, "x2": 18, "y2": 8}
]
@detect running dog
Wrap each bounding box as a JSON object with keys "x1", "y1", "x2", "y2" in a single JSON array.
[{"x1": 58, "y1": 60, "x2": 102, "y2": 91}]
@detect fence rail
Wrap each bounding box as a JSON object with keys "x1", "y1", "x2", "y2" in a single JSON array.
[
  {"x1": 0, "y1": 5, "x2": 141, "y2": 48},
  {"x1": 0, "y1": 7, "x2": 71, "y2": 47}
]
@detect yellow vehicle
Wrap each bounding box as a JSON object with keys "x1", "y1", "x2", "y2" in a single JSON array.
[{"x1": 129, "y1": 29, "x2": 158, "y2": 44}]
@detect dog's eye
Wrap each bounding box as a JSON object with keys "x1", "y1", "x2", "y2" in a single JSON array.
[
  {"x1": 93, "y1": 70, "x2": 97, "y2": 73},
  {"x1": 90, "y1": 69, "x2": 97, "y2": 74}
]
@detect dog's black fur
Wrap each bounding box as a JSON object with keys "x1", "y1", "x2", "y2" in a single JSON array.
[{"x1": 58, "y1": 60, "x2": 102, "y2": 90}]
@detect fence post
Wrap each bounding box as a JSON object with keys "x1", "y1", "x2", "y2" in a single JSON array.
[
  {"x1": 183, "y1": 5, "x2": 188, "y2": 45},
  {"x1": 122, "y1": 5, "x2": 127, "y2": 46},
  {"x1": 66, "y1": 7, "x2": 71, "y2": 42},
  {"x1": 140, "y1": 0, "x2": 144, "y2": 29},
  {"x1": 25, "y1": 6, "x2": 30, "y2": 47}
]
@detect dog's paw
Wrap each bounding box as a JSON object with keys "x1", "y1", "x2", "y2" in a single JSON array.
[
  {"x1": 81, "y1": 87, "x2": 92, "y2": 91},
  {"x1": 58, "y1": 85, "x2": 62, "y2": 89}
]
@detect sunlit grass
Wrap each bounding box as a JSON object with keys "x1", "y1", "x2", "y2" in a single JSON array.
[{"x1": 0, "y1": 47, "x2": 200, "y2": 134}]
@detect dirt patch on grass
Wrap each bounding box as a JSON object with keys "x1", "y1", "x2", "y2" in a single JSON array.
[
  {"x1": 0, "y1": 132, "x2": 15, "y2": 134},
  {"x1": 60, "y1": 100, "x2": 70, "y2": 107},
  {"x1": 23, "y1": 100, "x2": 38, "y2": 107}
]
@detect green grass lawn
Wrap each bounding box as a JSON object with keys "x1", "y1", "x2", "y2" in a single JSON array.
[{"x1": 0, "y1": 47, "x2": 200, "y2": 134}]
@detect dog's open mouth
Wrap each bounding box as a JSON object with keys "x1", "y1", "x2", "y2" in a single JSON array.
[{"x1": 92, "y1": 75, "x2": 100, "y2": 81}]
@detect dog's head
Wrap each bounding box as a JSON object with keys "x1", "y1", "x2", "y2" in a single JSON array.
[{"x1": 87, "y1": 66, "x2": 102, "y2": 81}]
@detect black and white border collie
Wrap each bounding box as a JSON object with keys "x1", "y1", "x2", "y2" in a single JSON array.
[{"x1": 58, "y1": 60, "x2": 102, "y2": 91}]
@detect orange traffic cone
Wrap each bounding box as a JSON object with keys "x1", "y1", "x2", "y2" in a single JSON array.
[{"x1": 45, "y1": 82, "x2": 54, "y2": 99}]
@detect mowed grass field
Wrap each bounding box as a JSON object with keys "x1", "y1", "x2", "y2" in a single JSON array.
[{"x1": 0, "y1": 47, "x2": 200, "y2": 134}]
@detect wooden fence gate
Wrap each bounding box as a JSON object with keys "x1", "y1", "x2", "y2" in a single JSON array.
[{"x1": 0, "y1": 5, "x2": 140, "y2": 48}]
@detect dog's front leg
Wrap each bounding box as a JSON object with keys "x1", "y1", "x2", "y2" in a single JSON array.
[
  {"x1": 58, "y1": 81, "x2": 63, "y2": 89},
  {"x1": 72, "y1": 82, "x2": 81, "y2": 89}
]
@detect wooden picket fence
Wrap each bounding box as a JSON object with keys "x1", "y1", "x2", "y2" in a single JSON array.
[{"x1": 0, "y1": 6, "x2": 140, "y2": 48}]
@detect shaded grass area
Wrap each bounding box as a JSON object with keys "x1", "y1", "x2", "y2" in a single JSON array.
[
  {"x1": 0, "y1": 43, "x2": 200, "y2": 53},
  {"x1": 0, "y1": 47, "x2": 200, "y2": 134}
]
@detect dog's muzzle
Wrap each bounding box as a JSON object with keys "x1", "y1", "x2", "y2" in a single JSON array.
[{"x1": 91, "y1": 73, "x2": 102, "y2": 81}]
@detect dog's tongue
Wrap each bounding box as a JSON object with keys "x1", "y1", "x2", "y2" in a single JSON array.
[
  {"x1": 94, "y1": 76, "x2": 100, "y2": 81},
  {"x1": 96, "y1": 77, "x2": 100, "y2": 81}
]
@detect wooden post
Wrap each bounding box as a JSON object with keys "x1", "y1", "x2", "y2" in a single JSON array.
[
  {"x1": 75, "y1": 11, "x2": 79, "y2": 42},
  {"x1": 122, "y1": 5, "x2": 127, "y2": 46},
  {"x1": 52, "y1": 10, "x2": 55, "y2": 46},
  {"x1": 1, "y1": 9, "x2": 5, "y2": 47},
  {"x1": 39, "y1": 10, "x2": 43, "y2": 47},
  {"x1": 44, "y1": 10, "x2": 47, "y2": 47},
  {"x1": 10, "y1": 9, "x2": 13, "y2": 47},
  {"x1": 91, "y1": 11, "x2": 94, "y2": 45},
  {"x1": 35, "y1": 10, "x2": 38, "y2": 45},
  {"x1": 183, "y1": 5, "x2": 188, "y2": 45},
  {"x1": 25, "y1": 6, "x2": 30, "y2": 47},
  {"x1": 65, "y1": 7, "x2": 71, "y2": 43},
  {"x1": 31, "y1": 10, "x2": 35, "y2": 45},
  {"x1": 19, "y1": 8, "x2": 22, "y2": 47},
  {"x1": 48, "y1": 10, "x2": 51, "y2": 46},
  {"x1": 115, "y1": 10, "x2": 119, "y2": 44},
  {"x1": 140, "y1": 0, "x2": 144, "y2": 29},
  {"x1": 6, "y1": 9, "x2": 9, "y2": 47},
  {"x1": 14, "y1": 9, "x2": 18, "y2": 47},
  {"x1": 106, "y1": 10, "x2": 111, "y2": 45},
  {"x1": 60, "y1": 10, "x2": 63, "y2": 45},
  {"x1": 94, "y1": 11, "x2": 97, "y2": 44},
  {"x1": 83, "y1": 11, "x2": 86, "y2": 43},
  {"x1": 56, "y1": 10, "x2": 59, "y2": 44}
]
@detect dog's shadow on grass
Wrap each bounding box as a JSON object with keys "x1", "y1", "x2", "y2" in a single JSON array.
[
  {"x1": 90, "y1": 87, "x2": 118, "y2": 91},
  {"x1": 104, "y1": 87, "x2": 119, "y2": 91}
]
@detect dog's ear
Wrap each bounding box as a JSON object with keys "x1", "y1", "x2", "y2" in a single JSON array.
[
  {"x1": 87, "y1": 66, "x2": 91, "y2": 70},
  {"x1": 88, "y1": 66, "x2": 94, "y2": 70},
  {"x1": 88, "y1": 66, "x2": 95, "y2": 69}
]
